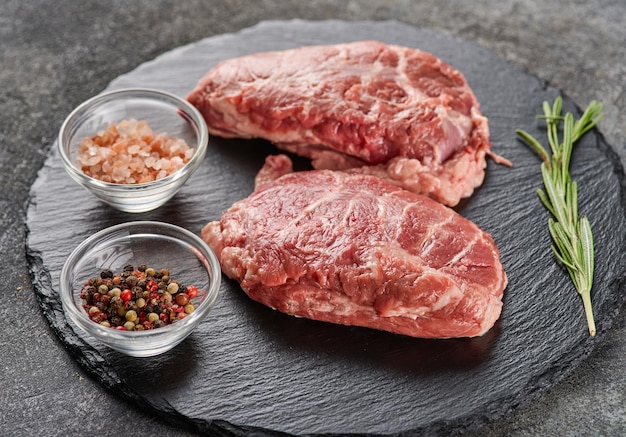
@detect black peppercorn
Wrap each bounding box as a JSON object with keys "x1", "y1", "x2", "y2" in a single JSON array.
[
  {"x1": 125, "y1": 275, "x2": 138, "y2": 287},
  {"x1": 153, "y1": 320, "x2": 165, "y2": 329},
  {"x1": 132, "y1": 286, "x2": 143, "y2": 299}
]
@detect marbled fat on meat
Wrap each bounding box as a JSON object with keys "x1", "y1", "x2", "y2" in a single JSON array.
[
  {"x1": 188, "y1": 41, "x2": 505, "y2": 207},
  {"x1": 202, "y1": 155, "x2": 507, "y2": 338}
]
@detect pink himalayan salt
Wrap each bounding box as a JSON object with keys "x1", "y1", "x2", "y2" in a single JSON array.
[{"x1": 77, "y1": 119, "x2": 195, "y2": 184}]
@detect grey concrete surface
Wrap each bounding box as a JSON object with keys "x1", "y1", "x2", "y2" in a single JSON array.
[{"x1": 1, "y1": 1, "x2": 624, "y2": 435}]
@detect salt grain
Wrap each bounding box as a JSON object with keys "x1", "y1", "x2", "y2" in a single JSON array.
[{"x1": 78, "y1": 118, "x2": 195, "y2": 184}]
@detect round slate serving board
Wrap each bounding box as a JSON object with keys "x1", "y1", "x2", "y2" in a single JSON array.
[{"x1": 26, "y1": 20, "x2": 626, "y2": 436}]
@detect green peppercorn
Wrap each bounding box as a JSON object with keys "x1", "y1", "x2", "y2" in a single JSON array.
[
  {"x1": 136, "y1": 297, "x2": 146, "y2": 309},
  {"x1": 123, "y1": 321, "x2": 135, "y2": 331},
  {"x1": 147, "y1": 312, "x2": 159, "y2": 323},
  {"x1": 125, "y1": 310, "x2": 138, "y2": 322},
  {"x1": 98, "y1": 284, "x2": 109, "y2": 294},
  {"x1": 145, "y1": 267, "x2": 156, "y2": 277},
  {"x1": 184, "y1": 303, "x2": 195, "y2": 314},
  {"x1": 167, "y1": 282, "x2": 179, "y2": 294}
]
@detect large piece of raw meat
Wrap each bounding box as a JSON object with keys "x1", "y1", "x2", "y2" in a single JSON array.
[
  {"x1": 202, "y1": 155, "x2": 507, "y2": 338},
  {"x1": 188, "y1": 41, "x2": 508, "y2": 206}
]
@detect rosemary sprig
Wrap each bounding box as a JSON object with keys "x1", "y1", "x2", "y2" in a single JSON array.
[{"x1": 516, "y1": 97, "x2": 604, "y2": 336}]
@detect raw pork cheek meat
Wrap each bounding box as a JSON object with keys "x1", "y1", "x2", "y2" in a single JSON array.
[
  {"x1": 202, "y1": 155, "x2": 507, "y2": 338},
  {"x1": 187, "y1": 40, "x2": 498, "y2": 207}
]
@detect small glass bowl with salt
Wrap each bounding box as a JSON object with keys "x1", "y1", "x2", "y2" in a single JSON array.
[{"x1": 58, "y1": 88, "x2": 209, "y2": 213}]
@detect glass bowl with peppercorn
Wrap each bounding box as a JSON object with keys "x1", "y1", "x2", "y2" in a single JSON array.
[
  {"x1": 58, "y1": 88, "x2": 209, "y2": 213},
  {"x1": 59, "y1": 221, "x2": 221, "y2": 357}
]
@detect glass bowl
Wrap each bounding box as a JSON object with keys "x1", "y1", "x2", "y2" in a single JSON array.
[
  {"x1": 58, "y1": 88, "x2": 209, "y2": 213},
  {"x1": 59, "y1": 221, "x2": 221, "y2": 357}
]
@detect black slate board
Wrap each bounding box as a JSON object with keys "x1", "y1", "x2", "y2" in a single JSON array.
[{"x1": 26, "y1": 20, "x2": 626, "y2": 435}]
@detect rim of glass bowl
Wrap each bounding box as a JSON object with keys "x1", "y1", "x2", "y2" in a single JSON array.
[
  {"x1": 58, "y1": 87, "x2": 209, "y2": 191},
  {"x1": 59, "y1": 221, "x2": 221, "y2": 340}
]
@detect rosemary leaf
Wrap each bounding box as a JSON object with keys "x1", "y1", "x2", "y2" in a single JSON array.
[
  {"x1": 515, "y1": 129, "x2": 550, "y2": 164},
  {"x1": 537, "y1": 188, "x2": 557, "y2": 218},
  {"x1": 548, "y1": 220, "x2": 576, "y2": 263},
  {"x1": 541, "y1": 165, "x2": 568, "y2": 225},
  {"x1": 516, "y1": 97, "x2": 603, "y2": 336},
  {"x1": 579, "y1": 217, "x2": 595, "y2": 290},
  {"x1": 568, "y1": 181, "x2": 579, "y2": 226}
]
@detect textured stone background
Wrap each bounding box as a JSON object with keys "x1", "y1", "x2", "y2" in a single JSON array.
[{"x1": 1, "y1": 1, "x2": 624, "y2": 435}]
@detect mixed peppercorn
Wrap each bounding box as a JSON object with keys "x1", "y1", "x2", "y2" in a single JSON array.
[{"x1": 79, "y1": 264, "x2": 199, "y2": 331}]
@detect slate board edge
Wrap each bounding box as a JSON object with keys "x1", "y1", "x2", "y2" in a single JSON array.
[{"x1": 24, "y1": 19, "x2": 626, "y2": 436}]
